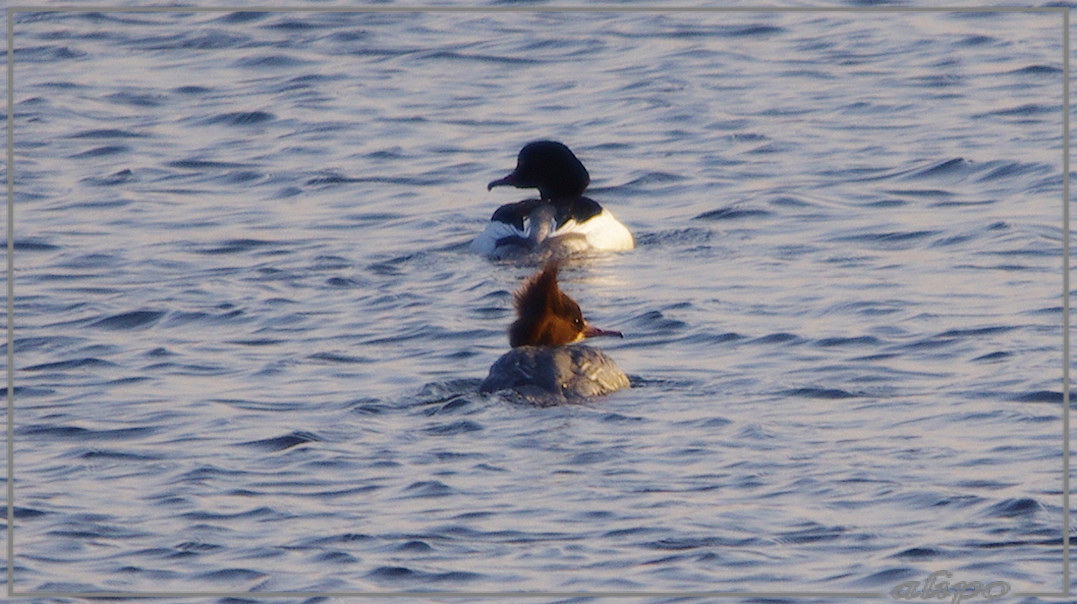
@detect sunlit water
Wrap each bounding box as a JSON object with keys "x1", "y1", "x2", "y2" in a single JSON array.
[{"x1": 4, "y1": 5, "x2": 1070, "y2": 601}]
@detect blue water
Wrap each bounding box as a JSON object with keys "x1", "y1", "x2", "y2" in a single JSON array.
[{"x1": 5, "y1": 5, "x2": 1069, "y2": 600}]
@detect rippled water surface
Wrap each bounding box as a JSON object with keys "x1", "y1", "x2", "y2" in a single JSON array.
[{"x1": 5, "y1": 5, "x2": 1070, "y2": 600}]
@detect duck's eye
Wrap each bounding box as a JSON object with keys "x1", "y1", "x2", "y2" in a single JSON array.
[{"x1": 574, "y1": 317, "x2": 584, "y2": 328}]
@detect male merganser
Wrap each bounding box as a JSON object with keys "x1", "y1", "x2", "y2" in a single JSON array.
[
  {"x1": 470, "y1": 141, "x2": 635, "y2": 259},
  {"x1": 479, "y1": 261, "x2": 629, "y2": 403}
]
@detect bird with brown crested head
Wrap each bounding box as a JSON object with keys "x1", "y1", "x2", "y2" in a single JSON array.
[
  {"x1": 508, "y1": 261, "x2": 622, "y2": 347},
  {"x1": 480, "y1": 260, "x2": 628, "y2": 403}
]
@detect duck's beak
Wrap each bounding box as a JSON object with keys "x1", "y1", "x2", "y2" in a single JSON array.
[
  {"x1": 583, "y1": 324, "x2": 623, "y2": 339},
  {"x1": 488, "y1": 170, "x2": 521, "y2": 190}
]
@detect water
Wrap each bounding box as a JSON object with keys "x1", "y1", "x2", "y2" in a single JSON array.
[{"x1": 5, "y1": 5, "x2": 1069, "y2": 600}]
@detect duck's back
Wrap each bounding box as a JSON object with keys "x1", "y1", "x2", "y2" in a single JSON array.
[
  {"x1": 552, "y1": 207, "x2": 634, "y2": 252},
  {"x1": 480, "y1": 344, "x2": 629, "y2": 402}
]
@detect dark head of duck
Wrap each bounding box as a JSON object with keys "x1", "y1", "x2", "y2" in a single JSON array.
[{"x1": 488, "y1": 140, "x2": 590, "y2": 201}]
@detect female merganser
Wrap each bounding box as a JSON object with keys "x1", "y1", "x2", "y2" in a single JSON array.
[
  {"x1": 470, "y1": 141, "x2": 635, "y2": 259},
  {"x1": 480, "y1": 261, "x2": 629, "y2": 403}
]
